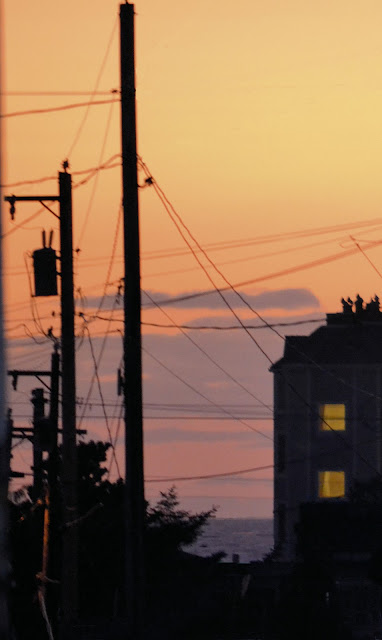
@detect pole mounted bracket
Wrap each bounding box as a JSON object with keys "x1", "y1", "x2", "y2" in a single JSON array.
[
  {"x1": 4, "y1": 194, "x2": 60, "y2": 221},
  {"x1": 7, "y1": 369, "x2": 52, "y2": 391}
]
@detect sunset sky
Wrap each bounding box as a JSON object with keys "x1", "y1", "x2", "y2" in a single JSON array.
[{"x1": 3, "y1": 1, "x2": 382, "y2": 518}]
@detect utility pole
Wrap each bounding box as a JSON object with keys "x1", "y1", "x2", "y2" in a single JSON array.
[
  {"x1": 0, "y1": 408, "x2": 10, "y2": 640},
  {"x1": 8, "y1": 350, "x2": 61, "y2": 628},
  {"x1": 58, "y1": 170, "x2": 78, "y2": 636},
  {"x1": 120, "y1": 4, "x2": 145, "y2": 639},
  {"x1": 31, "y1": 388, "x2": 46, "y2": 499},
  {"x1": 47, "y1": 347, "x2": 60, "y2": 631},
  {"x1": 4, "y1": 166, "x2": 78, "y2": 637},
  {"x1": 0, "y1": 2, "x2": 10, "y2": 634}
]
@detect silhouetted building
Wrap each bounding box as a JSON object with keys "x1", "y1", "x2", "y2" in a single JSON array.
[{"x1": 271, "y1": 295, "x2": 382, "y2": 560}]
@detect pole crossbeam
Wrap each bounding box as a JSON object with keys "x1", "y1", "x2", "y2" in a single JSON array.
[
  {"x1": 8, "y1": 370, "x2": 52, "y2": 375},
  {"x1": 7, "y1": 370, "x2": 52, "y2": 391},
  {"x1": 4, "y1": 196, "x2": 59, "y2": 202}
]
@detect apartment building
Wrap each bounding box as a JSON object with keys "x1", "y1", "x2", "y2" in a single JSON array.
[{"x1": 272, "y1": 295, "x2": 382, "y2": 560}]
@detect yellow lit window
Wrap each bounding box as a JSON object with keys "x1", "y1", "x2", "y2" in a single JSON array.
[
  {"x1": 318, "y1": 471, "x2": 345, "y2": 498},
  {"x1": 319, "y1": 403, "x2": 345, "y2": 431}
]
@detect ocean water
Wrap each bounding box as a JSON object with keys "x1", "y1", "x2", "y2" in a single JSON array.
[{"x1": 185, "y1": 518, "x2": 273, "y2": 564}]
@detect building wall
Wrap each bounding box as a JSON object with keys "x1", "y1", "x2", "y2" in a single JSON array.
[{"x1": 273, "y1": 363, "x2": 382, "y2": 561}]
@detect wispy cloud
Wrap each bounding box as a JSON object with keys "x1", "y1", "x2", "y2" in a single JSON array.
[
  {"x1": 142, "y1": 287, "x2": 320, "y2": 311},
  {"x1": 84, "y1": 287, "x2": 320, "y2": 312},
  {"x1": 144, "y1": 427, "x2": 271, "y2": 445}
]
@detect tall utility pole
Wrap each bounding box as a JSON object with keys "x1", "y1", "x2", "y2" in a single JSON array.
[
  {"x1": 120, "y1": 4, "x2": 145, "y2": 639},
  {"x1": 4, "y1": 167, "x2": 78, "y2": 636},
  {"x1": 58, "y1": 170, "x2": 78, "y2": 636}
]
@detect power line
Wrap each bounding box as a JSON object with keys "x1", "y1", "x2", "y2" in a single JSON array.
[
  {"x1": 145, "y1": 463, "x2": 273, "y2": 483},
  {"x1": 140, "y1": 157, "x2": 382, "y2": 477},
  {"x1": 143, "y1": 289, "x2": 272, "y2": 411},
  {"x1": 1, "y1": 98, "x2": 119, "y2": 119},
  {"x1": 3, "y1": 316, "x2": 324, "y2": 338},
  {"x1": 72, "y1": 155, "x2": 120, "y2": 178},
  {"x1": 66, "y1": 16, "x2": 118, "y2": 158},
  {"x1": 143, "y1": 346, "x2": 274, "y2": 441},
  {"x1": 93, "y1": 206, "x2": 122, "y2": 314},
  {"x1": 107, "y1": 400, "x2": 124, "y2": 478},
  {"x1": 85, "y1": 325, "x2": 121, "y2": 478},
  {"x1": 1, "y1": 153, "x2": 120, "y2": 189},
  {"x1": 142, "y1": 226, "x2": 382, "y2": 280},
  {"x1": 139, "y1": 158, "x2": 275, "y2": 369},
  {"x1": 4, "y1": 279, "x2": 109, "y2": 314},
  {"x1": 5, "y1": 228, "x2": 374, "y2": 428},
  {"x1": 7, "y1": 329, "x2": 122, "y2": 341},
  {"x1": 1, "y1": 209, "x2": 44, "y2": 239},
  {"x1": 76, "y1": 102, "x2": 117, "y2": 248},
  {"x1": 143, "y1": 182, "x2": 382, "y2": 411},
  {"x1": 1, "y1": 156, "x2": 120, "y2": 245},
  {"x1": 148, "y1": 169, "x2": 357, "y2": 439},
  {"x1": 351, "y1": 234, "x2": 382, "y2": 281},
  {"x1": 144, "y1": 401, "x2": 272, "y2": 410},
  {"x1": 143, "y1": 416, "x2": 272, "y2": 421},
  {"x1": 58, "y1": 218, "x2": 379, "y2": 265},
  {"x1": 141, "y1": 241, "x2": 382, "y2": 309},
  {"x1": 10, "y1": 399, "x2": 212, "y2": 410},
  {"x1": 9, "y1": 413, "x2": 271, "y2": 421},
  {"x1": 141, "y1": 318, "x2": 325, "y2": 331},
  {"x1": 76, "y1": 206, "x2": 122, "y2": 425},
  {"x1": 8, "y1": 349, "x2": 53, "y2": 369},
  {"x1": 145, "y1": 431, "x2": 382, "y2": 484},
  {"x1": 141, "y1": 217, "x2": 382, "y2": 259},
  {"x1": 77, "y1": 293, "x2": 121, "y2": 428},
  {"x1": 4, "y1": 90, "x2": 118, "y2": 97}
]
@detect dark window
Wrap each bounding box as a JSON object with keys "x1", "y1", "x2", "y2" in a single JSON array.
[
  {"x1": 276, "y1": 434, "x2": 286, "y2": 473},
  {"x1": 278, "y1": 504, "x2": 286, "y2": 542}
]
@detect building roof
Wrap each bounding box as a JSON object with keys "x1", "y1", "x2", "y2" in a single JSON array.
[{"x1": 272, "y1": 297, "x2": 382, "y2": 369}]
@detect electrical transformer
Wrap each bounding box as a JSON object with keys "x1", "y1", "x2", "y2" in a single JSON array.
[{"x1": 33, "y1": 246, "x2": 58, "y2": 296}]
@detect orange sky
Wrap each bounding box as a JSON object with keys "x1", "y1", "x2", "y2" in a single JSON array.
[{"x1": 3, "y1": 1, "x2": 382, "y2": 518}]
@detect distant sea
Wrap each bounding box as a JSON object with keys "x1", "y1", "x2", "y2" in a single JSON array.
[{"x1": 185, "y1": 518, "x2": 273, "y2": 564}]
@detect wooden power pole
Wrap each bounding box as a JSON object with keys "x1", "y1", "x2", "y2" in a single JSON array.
[
  {"x1": 31, "y1": 388, "x2": 46, "y2": 499},
  {"x1": 4, "y1": 167, "x2": 78, "y2": 637},
  {"x1": 58, "y1": 170, "x2": 78, "y2": 636},
  {"x1": 120, "y1": 4, "x2": 145, "y2": 638}
]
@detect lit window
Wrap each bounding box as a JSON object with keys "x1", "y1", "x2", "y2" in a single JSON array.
[
  {"x1": 319, "y1": 403, "x2": 345, "y2": 431},
  {"x1": 318, "y1": 471, "x2": 345, "y2": 498}
]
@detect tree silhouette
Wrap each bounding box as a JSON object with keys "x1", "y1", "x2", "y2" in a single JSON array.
[{"x1": 9, "y1": 441, "x2": 220, "y2": 637}]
